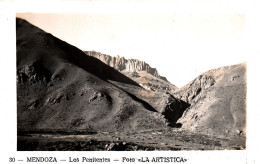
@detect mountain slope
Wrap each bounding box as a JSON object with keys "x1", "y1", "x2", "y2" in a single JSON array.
[
  {"x1": 174, "y1": 63, "x2": 246, "y2": 137},
  {"x1": 17, "y1": 19, "x2": 139, "y2": 87},
  {"x1": 16, "y1": 18, "x2": 168, "y2": 132}
]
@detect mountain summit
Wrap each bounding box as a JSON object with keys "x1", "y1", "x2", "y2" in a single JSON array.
[
  {"x1": 85, "y1": 51, "x2": 177, "y2": 92},
  {"x1": 85, "y1": 51, "x2": 168, "y2": 82}
]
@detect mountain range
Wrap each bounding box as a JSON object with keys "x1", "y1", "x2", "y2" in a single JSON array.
[{"x1": 16, "y1": 17, "x2": 246, "y2": 150}]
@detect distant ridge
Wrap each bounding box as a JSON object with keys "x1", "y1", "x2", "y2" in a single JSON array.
[{"x1": 84, "y1": 51, "x2": 168, "y2": 82}]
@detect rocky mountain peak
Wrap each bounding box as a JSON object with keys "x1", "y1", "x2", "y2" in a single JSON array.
[{"x1": 84, "y1": 51, "x2": 168, "y2": 82}]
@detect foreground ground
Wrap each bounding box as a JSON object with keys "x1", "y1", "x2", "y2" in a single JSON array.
[{"x1": 17, "y1": 129, "x2": 245, "y2": 151}]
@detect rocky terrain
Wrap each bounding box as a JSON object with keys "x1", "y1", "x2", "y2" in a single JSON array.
[
  {"x1": 174, "y1": 63, "x2": 246, "y2": 137},
  {"x1": 85, "y1": 51, "x2": 177, "y2": 92},
  {"x1": 85, "y1": 51, "x2": 168, "y2": 81},
  {"x1": 16, "y1": 17, "x2": 246, "y2": 151},
  {"x1": 16, "y1": 17, "x2": 171, "y2": 133}
]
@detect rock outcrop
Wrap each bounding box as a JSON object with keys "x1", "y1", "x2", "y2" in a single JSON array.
[
  {"x1": 174, "y1": 74, "x2": 215, "y2": 104},
  {"x1": 158, "y1": 92, "x2": 190, "y2": 127},
  {"x1": 17, "y1": 62, "x2": 51, "y2": 84},
  {"x1": 85, "y1": 51, "x2": 168, "y2": 82}
]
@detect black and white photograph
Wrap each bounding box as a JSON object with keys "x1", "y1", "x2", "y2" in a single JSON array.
[{"x1": 16, "y1": 13, "x2": 246, "y2": 151}]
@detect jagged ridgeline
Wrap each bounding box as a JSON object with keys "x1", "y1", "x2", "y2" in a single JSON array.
[
  {"x1": 85, "y1": 51, "x2": 168, "y2": 81},
  {"x1": 84, "y1": 51, "x2": 177, "y2": 92}
]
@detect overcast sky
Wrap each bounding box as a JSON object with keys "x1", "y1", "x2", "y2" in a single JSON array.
[{"x1": 16, "y1": 11, "x2": 246, "y2": 87}]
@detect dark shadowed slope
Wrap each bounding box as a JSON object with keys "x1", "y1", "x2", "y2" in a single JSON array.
[
  {"x1": 16, "y1": 18, "x2": 139, "y2": 87},
  {"x1": 16, "y1": 17, "x2": 168, "y2": 132}
]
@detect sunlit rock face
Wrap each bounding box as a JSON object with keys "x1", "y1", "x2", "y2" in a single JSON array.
[{"x1": 85, "y1": 51, "x2": 167, "y2": 82}]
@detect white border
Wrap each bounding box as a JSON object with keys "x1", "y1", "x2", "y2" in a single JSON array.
[{"x1": 1, "y1": 0, "x2": 259, "y2": 163}]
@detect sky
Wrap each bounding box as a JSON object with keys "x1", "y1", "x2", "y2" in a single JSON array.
[{"x1": 16, "y1": 10, "x2": 246, "y2": 87}]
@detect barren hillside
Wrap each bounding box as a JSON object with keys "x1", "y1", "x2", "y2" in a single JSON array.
[
  {"x1": 174, "y1": 63, "x2": 246, "y2": 138},
  {"x1": 16, "y1": 18, "x2": 170, "y2": 132}
]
